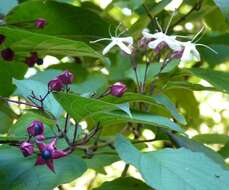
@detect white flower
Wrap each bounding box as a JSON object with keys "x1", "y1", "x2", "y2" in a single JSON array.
[
  {"x1": 142, "y1": 12, "x2": 183, "y2": 52},
  {"x1": 178, "y1": 27, "x2": 217, "y2": 63},
  {"x1": 90, "y1": 25, "x2": 133, "y2": 55}
]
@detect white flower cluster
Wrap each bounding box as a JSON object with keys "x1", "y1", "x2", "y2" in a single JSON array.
[{"x1": 90, "y1": 14, "x2": 217, "y2": 64}]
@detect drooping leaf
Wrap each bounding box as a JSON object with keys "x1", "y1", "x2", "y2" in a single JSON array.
[
  {"x1": 0, "y1": 27, "x2": 103, "y2": 60},
  {"x1": 115, "y1": 135, "x2": 229, "y2": 190},
  {"x1": 213, "y1": 0, "x2": 229, "y2": 24},
  {"x1": 0, "y1": 147, "x2": 87, "y2": 190},
  {"x1": 192, "y1": 134, "x2": 229, "y2": 144},
  {"x1": 94, "y1": 177, "x2": 152, "y2": 190},
  {"x1": 92, "y1": 110, "x2": 183, "y2": 132}
]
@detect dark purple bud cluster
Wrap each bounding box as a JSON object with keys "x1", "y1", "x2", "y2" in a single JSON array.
[
  {"x1": 19, "y1": 120, "x2": 67, "y2": 172},
  {"x1": 25, "y1": 52, "x2": 43, "y2": 67},
  {"x1": 110, "y1": 82, "x2": 127, "y2": 97},
  {"x1": 48, "y1": 70, "x2": 74, "y2": 92},
  {"x1": 0, "y1": 34, "x2": 15, "y2": 61}
]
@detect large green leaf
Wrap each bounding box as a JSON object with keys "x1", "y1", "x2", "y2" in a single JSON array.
[
  {"x1": 192, "y1": 134, "x2": 229, "y2": 144},
  {"x1": 94, "y1": 177, "x2": 152, "y2": 190},
  {"x1": 6, "y1": 0, "x2": 109, "y2": 41},
  {"x1": 92, "y1": 110, "x2": 183, "y2": 132},
  {"x1": 115, "y1": 135, "x2": 229, "y2": 190},
  {"x1": 0, "y1": 63, "x2": 14, "y2": 96},
  {"x1": 13, "y1": 79, "x2": 63, "y2": 118},
  {"x1": 213, "y1": 0, "x2": 229, "y2": 24},
  {"x1": 54, "y1": 92, "x2": 130, "y2": 121},
  {"x1": 190, "y1": 68, "x2": 229, "y2": 93},
  {"x1": 0, "y1": 111, "x2": 12, "y2": 134},
  {"x1": 0, "y1": 27, "x2": 102, "y2": 59},
  {"x1": 102, "y1": 92, "x2": 186, "y2": 125},
  {"x1": 0, "y1": 147, "x2": 87, "y2": 190}
]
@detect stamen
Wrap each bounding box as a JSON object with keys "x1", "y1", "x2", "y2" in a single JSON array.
[
  {"x1": 118, "y1": 28, "x2": 128, "y2": 37},
  {"x1": 89, "y1": 38, "x2": 111, "y2": 43},
  {"x1": 155, "y1": 17, "x2": 163, "y2": 33},
  {"x1": 196, "y1": 44, "x2": 218, "y2": 54},
  {"x1": 192, "y1": 26, "x2": 205, "y2": 42},
  {"x1": 176, "y1": 35, "x2": 193, "y2": 39},
  {"x1": 109, "y1": 24, "x2": 113, "y2": 38},
  {"x1": 115, "y1": 23, "x2": 122, "y2": 37},
  {"x1": 194, "y1": 30, "x2": 206, "y2": 43},
  {"x1": 165, "y1": 11, "x2": 176, "y2": 34}
]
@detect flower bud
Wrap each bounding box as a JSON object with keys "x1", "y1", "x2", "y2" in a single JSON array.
[
  {"x1": 36, "y1": 134, "x2": 45, "y2": 143},
  {"x1": 138, "y1": 37, "x2": 153, "y2": 49},
  {"x1": 0, "y1": 34, "x2": 5, "y2": 45},
  {"x1": 57, "y1": 70, "x2": 74, "y2": 85},
  {"x1": 27, "y1": 120, "x2": 45, "y2": 136},
  {"x1": 171, "y1": 49, "x2": 184, "y2": 59},
  {"x1": 1, "y1": 48, "x2": 15, "y2": 61},
  {"x1": 154, "y1": 41, "x2": 168, "y2": 53},
  {"x1": 110, "y1": 82, "x2": 127, "y2": 97},
  {"x1": 35, "y1": 18, "x2": 47, "y2": 29},
  {"x1": 20, "y1": 141, "x2": 34, "y2": 157},
  {"x1": 48, "y1": 78, "x2": 64, "y2": 91},
  {"x1": 25, "y1": 52, "x2": 38, "y2": 67}
]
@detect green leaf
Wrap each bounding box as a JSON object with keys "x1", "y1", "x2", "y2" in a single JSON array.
[
  {"x1": 172, "y1": 135, "x2": 225, "y2": 165},
  {"x1": 213, "y1": 0, "x2": 229, "y2": 24},
  {"x1": 0, "y1": 0, "x2": 17, "y2": 15},
  {"x1": 6, "y1": 0, "x2": 109, "y2": 42},
  {"x1": 0, "y1": 147, "x2": 87, "y2": 190},
  {"x1": 218, "y1": 141, "x2": 229, "y2": 158},
  {"x1": 192, "y1": 134, "x2": 229, "y2": 144},
  {"x1": 0, "y1": 27, "x2": 102, "y2": 59},
  {"x1": 0, "y1": 111, "x2": 12, "y2": 134},
  {"x1": 13, "y1": 79, "x2": 63, "y2": 118},
  {"x1": 102, "y1": 92, "x2": 186, "y2": 125},
  {"x1": 92, "y1": 110, "x2": 183, "y2": 132},
  {"x1": 54, "y1": 92, "x2": 130, "y2": 121},
  {"x1": 94, "y1": 177, "x2": 152, "y2": 190},
  {"x1": 190, "y1": 68, "x2": 229, "y2": 93},
  {"x1": 115, "y1": 135, "x2": 229, "y2": 190}
]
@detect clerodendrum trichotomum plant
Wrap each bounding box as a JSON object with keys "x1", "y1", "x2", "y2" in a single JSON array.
[{"x1": 0, "y1": 0, "x2": 229, "y2": 190}]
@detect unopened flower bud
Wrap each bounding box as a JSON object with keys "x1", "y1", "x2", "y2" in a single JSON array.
[
  {"x1": 1, "y1": 48, "x2": 15, "y2": 61},
  {"x1": 27, "y1": 120, "x2": 45, "y2": 136},
  {"x1": 25, "y1": 52, "x2": 38, "y2": 67},
  {"x1": 110, "y1": 82, "x2": 127, "y2": 97},
  {"x1": 171, "y1": 49, "x2": 184, "y2": 59},
  {"x1": 20, "y1": 141, "x2": 34, "y2": 157},
  {"x1": 36, "y1": 134, "x2": 45, "y2": 143},
  {"x1": 155, "y1": 41, "x2": 168, "y2": 53},
  {"x1": 35, "y1": 18, "x2": 47, "y2": 29},
  {"x1": 57, "y1": 70, "x2": 74, "y2": 85},
  {"x1": 0, "y1": 34, "x2": 5, "y2": 45},
  {"x1": 48, "y1": 78, "x2": 64, "y2": 91},
  {"x1": 138, "y1": 37, "x2": 153, "y2": 49}
]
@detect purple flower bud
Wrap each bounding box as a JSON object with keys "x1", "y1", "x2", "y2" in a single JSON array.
[
  {"x1": 0, "y1": 34, "x2": 5, "y2": 45},
  {"x1": 171, "y1": 49, "x2": 184, "y2": 59},
  {"x1": 57, "y1": 70, "x2": 74, "y2": 85},
  {"x1": 36, "y1": 134, "x2": 45, "y2": 143},
  {"x1": 48, "y1": 78, "x2": 64, "y2": 91},
  {"x1": 154, "y1": 41, "x2": 168, "y2": 53},
  {"x1": 27, "y1": 120, "x2": 45, "y2": 136},
  {"x1": 1, "y1": 48, "x2": 15, "y2": 61},
  {"x1": 138, "y1": 37, "x2": 153, "y2": 49},
  {"x1": 110, "y1": 82, "x2": 127, "y2": 97},
  {"x1": 35, "y1": 18, "x2": 47, "y2": 29},
  {"x1": 25, "y1": 52, "x2": 38, "y2": 67},
  {"x1": 20, "y1": 141, "x2": 34, "y2": 157}
]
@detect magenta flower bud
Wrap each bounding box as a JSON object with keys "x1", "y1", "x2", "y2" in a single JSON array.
[
  {"x1": 1, "y1": 48, "x2": 15, "y2": 61},
  {"x1": 25, "y1": 52, "x2": 38, "y2": 67},
  {"x1": 36, "y1": 134, "x2": 45, "y2": 143},
  {"x1": 27, "y1": 120, "x2": 45, "y2": 137},
  {"x1": 48, "y1": 78, "x2": 64, "y2": 91},
  {"x1": 0, "y1": 34, "x2": 5, "y2": 45},
  {"x1": 20, "y1": 141, "x2": 34, "y2": 157},
  {"x1": 171, "y1": 49, "x2": 184, "y2": 59},
  {"x1": 110, "y1": 82, "x2": 127, "y2": 97},
  {"x1": 35, "y1": 18, "x2": 47, "y2": 29},
  {"x1": 57, "y1": 70, "x2": 74, "y2": 85},
  {"x1": 154, "y1": 41, "x2": 168, "y2": 53},
  {"x1": 35, "y1": 138, "x2": 67, "y2": 172}
]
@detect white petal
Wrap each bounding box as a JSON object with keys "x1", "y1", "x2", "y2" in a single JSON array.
[
  {"x1": 102, "y1": 41, "x2": 116, "y2": 55},
  {"x1": 165, "y1": 38, "x2": 182, "y2": 51},
  {"x1": 192, "y1": 47, "x2": 200, "y2": 62},
  {"x1": 119, "y1": 37, "x2": 134, "y2": 45},
  {"x1": 117, "y1": 41, "x2": 132, "y2": 54},
  {"x1": 142, "y1": 31, "x2": 156, "y2": 39},
  {"x1": 148, "y1": 38, "x2": 162, "y2": 49},
  {"x1": 181, "y1": 45, "x2": 192, "y2": 63}
]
